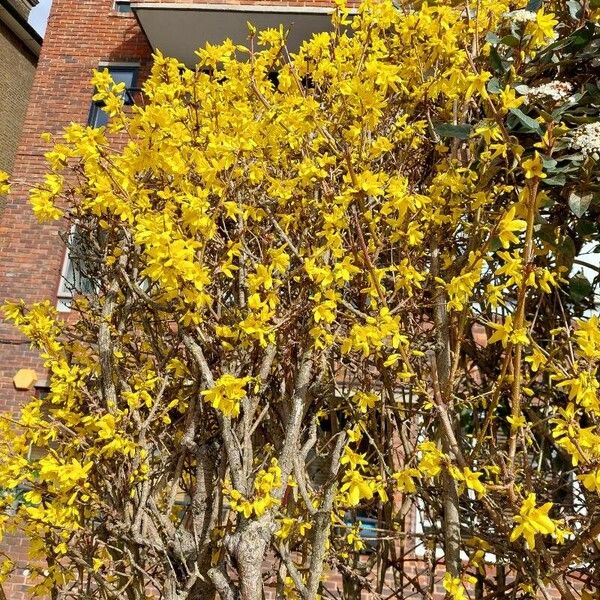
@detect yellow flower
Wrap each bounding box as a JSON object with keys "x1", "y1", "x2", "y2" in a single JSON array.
[
  {"x1": 487, "y1": 315, "x2": 529, "y2": 348},
  {"x1": 346, "y1": 426, "x2": 362, "y2": 443},
  {"x1": 443, "y1": 573, "x2": 468, "y2": 600},
  {"x1": 580, "y1": 469, "x2": 600, "y2": 494},
  {"x1": 556, "y1": 371, "x2": 599, "y2": 412},
  {"x1": 507, "y1": 415, "x2": 527, "y2": 431},
  {"x1": 346, "y1": 527, "x2": 366, "y2": 552},
  {"x1": 95, "y1": 414, "x2": 117, "y2": 440},
  {"x1": 461, "y1": 468, "x2": 486, "y2": 496},
  {"x1": 533, "y1": 9, "x2": 558, "y2": 41},
  {"x1": 352, "y1": 391, "x2": 378, "y2": 413},
  {"x1": 311, "y1": 291, "x2": 338, "y2": 324},
  {"x1": 354, "y1": 170, "x2": 386, "y2": 197},
  {"x1": 525, "y1": 346, "x2": 546, "y2": 372},
  {"x1": 30, "y1": 175, "x2": 65, "y2": 221},
  {"x1": 340, "y1": 446, "x2": 368, "y2": 470},
  {"x1": 268, "y1": 246, "x2": 290, "y2": 273},
  {"x1": 445, "y1": 256, "x2": 485, "y2": 311},
  {"x1": 0, "y1": 171, "x2": 10, "y2": 196},
  {"x1": 465, "y1": 71, "x2": 491, "y2": 100},
  {"x1": 247, "y1": 264, "x2": 274, "y2": 291},
  {"x1": 340, "y1": 470, "x2": 374, "y2": 506},
  {"x1": 510, "y1": 493, "x2": 556, "y2": 549},
  {"x1": 201, "y1": 374, "x2": 252, "y2": 418},
  {"x1": 521, "y1": 153, "x2": 546, "y2": 180},
  {"x1": 499, "y1": 86, "x2": 525, "y2": 114},
  {"x1": 392, "y1": 468, "x2": 420, "y2": 493},
  {"x1": 574, "y1": 316, "x2": 600, "y2": 360},
  {"x1": 497, "y1": 206, "x2": 527, "y2": 249},
  {"x1": 418, "y1": 441, "x2": 444, "y2": 478}
]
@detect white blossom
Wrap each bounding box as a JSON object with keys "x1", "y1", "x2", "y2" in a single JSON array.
[
  {"x1": 504, "y1": 9, "x2": 536, "y2": 23},
  {"x1": 570, "y1": 122, "x2": 600, "y2": 159},
  {"x1": 525, "y1": 81, "x2": 573, "y2": 103}
]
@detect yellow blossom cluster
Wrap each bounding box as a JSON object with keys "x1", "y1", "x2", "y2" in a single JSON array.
[
  {"x1": 0, "y1": 0, "x2": 598, "y2": 597},
  {"x1": 225, "y1": 459, "x2": 282, "y2": 518}
]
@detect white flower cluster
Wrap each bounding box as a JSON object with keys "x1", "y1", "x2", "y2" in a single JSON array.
[
  {"x1": 526, "y1": 81, "x2": 573, "y2": 103},
  {"x1": 504, "y1": 9, "x2": 536, "y2": 23},
  {"x1": 571, "y1": 122, "x2": 600, "y2": 159}
]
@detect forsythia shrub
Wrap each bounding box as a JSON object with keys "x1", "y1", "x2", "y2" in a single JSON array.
[{"x1": 1, "y1": 0, "x2": 600, "y2": 598}]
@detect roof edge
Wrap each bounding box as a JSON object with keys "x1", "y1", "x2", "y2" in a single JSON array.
[
  {"x1": 130, "y1": 2, "x2": 338, "y2": 15},
  {"x1": 0, "y1": 0, "x2": 43, "y2": 58}
]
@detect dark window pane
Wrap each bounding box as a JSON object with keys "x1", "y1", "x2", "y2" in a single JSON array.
[
  {"x1": 57, "y1": 227, "x2": 95, "y2": 307},
  {"x1": 88, "y1": 66, "x2": 138, "y2": 128},
  {"x1": 67, "y1": 228, "x2": 95, "y2": 294},
  {"x1": 115, "y1": 1, "x2": 132, "y2": 12},
  {"x1": 88, "y1": 103, "x2": 109, "y2": 128}
]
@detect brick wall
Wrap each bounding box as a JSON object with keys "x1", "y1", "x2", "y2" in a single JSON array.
[
  {"x1": 0, "y1": 0, "x2": 151, "y2": 312},
  {"x1": 0, "y1": 22, "x2": 36, "y2": 175},
  {"x1": 0, "y1": 1, "x2": 151, "y2": 595}
]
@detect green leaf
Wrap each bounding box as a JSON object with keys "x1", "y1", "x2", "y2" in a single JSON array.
[
  {"x1": 567, "y1": 0, "x2": 582, "y2": 18},
  {"x1": 591, "y1": 0, "x2": 600, "y2": 8},
  {"x1": 543, "y1": 174, "x2": 567, "y2": 186},
  {"x1": 536, "y1": 223, "x2": 557, "y2": 247},
  {"x1": 487, "y1": 77, "x2": 501, "y2": 94},
  {"x1": 489, "y1": 47, "x2": 505, "y2": 74},
  {"x1": 500, "y1": 35, "x2": 521, "y2": 48},
  {"x1": 553, "y1": 152, "x2": 584, "y2": 163},
  {"x1": 485, "y1": 32, "x2": 500, "y2": 45},
  {"x1": 515, "y1": 84, "x2": 530, "y2": 96},
  {"x1": 483, "y1": 167, "x2": 504, "y2": 193},
  {"x1": 568, "y1": 25, "x2": 594, "y2": 50},
  {"x1": 551, "y1": 95, "x2": 584, "y2": 121},
  {"x1": 433, "y1": 123, "x2": 472, "y2": 140},
  {"x1": 576, "y1": 219, "x2": 597, "y2": 236},
  {"x1": 569, "y1": 191, "x2": 593, "y2": 217},
  {"x1": 557, "y1": 236, "x2": 577, "y2": 271},
  {"x1": 489, "y1": 236, "x2": 503, "y2": 252},
  {"x1": 570, "y1": 273, "x2": 593, "y2": 303},
  {"x1": 509, "y1": 108, "x2": 543, "y2": 134}
]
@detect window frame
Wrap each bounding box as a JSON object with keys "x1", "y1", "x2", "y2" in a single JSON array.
[
  {"x1": 56, "y1": 226, "x2": 95, "y2": 312},
  {"x1": 56, "y1": 226, "x2": 75, "y2": 312},
  {"x1": 87, "y1": 63, "x2": 139, "y2": 129},
  {"x1": 114, "y1": 0, "x2": 132, "y2": 13}
]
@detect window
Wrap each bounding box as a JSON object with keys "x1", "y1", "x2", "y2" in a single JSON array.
[
  {"x1": 88, "y1": 65, "x2": 138, "y2": 128},
  {"x1": 57, "y1": 64, "x2": 139, "y2": 310},
  {"x1": 57, "y1": 227, "x2": 95, "y2": 312},
  {"x1": 114, "y1": 0, "x2": 132, "y2": 12},
  {"x1": 342, "y1": 511, "x2": 380, "y2": 553}
]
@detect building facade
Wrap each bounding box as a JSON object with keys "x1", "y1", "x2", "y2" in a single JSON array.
[{"x1": 0, "y1": 0, "x2": 41, "y2": 177}]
